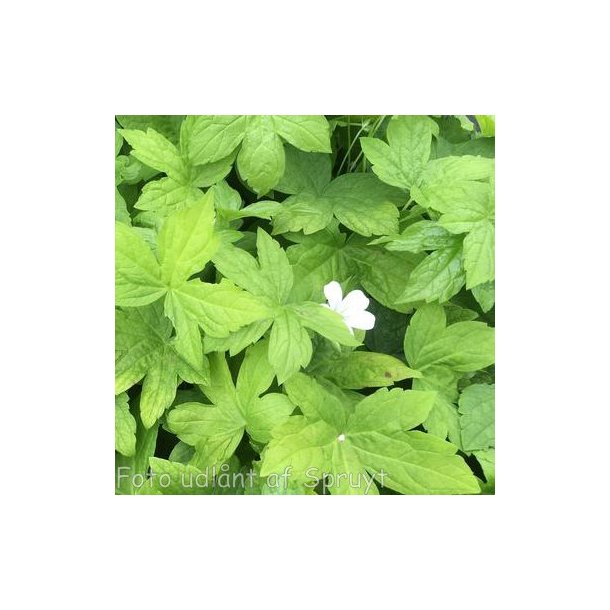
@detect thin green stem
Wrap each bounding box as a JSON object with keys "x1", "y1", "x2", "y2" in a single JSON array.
[
  {"x1": 349, "y1": 114, "x2": 387, "y2": 173},
  {"x1": 347, "y1": 115, "x2": 351, "y2": 168},
  {"x1": 337, "y1": 120, "x2": 370, "y2": 175}
]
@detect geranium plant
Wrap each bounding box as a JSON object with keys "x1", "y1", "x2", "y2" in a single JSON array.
[{"x1": 115, "y1": 114, "x2": 495, "y2": 495}]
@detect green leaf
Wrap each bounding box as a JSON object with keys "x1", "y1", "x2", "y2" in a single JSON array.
[
  {"x1": 204, "y1": 319, "x2": 273, "y2": 357},
  {"x1": 347, "y1": 388, "x2": 435, "y2": 434},
  {"x1": 202, "y1": 351, "x2": 238, "y2": 406},
  {"x1": 115, "y1": 413, "x2": 159, "y2": 495},
  {"x1": 117, "y1": 291, "x2": 263, "y2": 429},
  {"x1": 346, "y1": 244, "x2": 422, "y2": 313},
  {"x1": 381, "y1": 220, "x2": 454, "y2": 253},
  {"x1": 210, "y1": 179, "x2": 241, "y2": 212},
  {"x1": 167, "y1": 400, "x2": 244, "y2": 446},
  {"x1": 116, "y1": 115, "x2": 183, "y2": 143},
  {"x1": 115, "y1": 130, "x2": 124, "y2": 157},
  {"x1": 421, "y1": 155, "x2": 494, "y2": 185},
  {"x1": 414, "y1": 179, "x2": 490, "y2": 220},
  {"x1": 273, "y1": 191, "x2": 334, "y2": 235},
  {"x1": 403, "y1": 304, "x2": 446, "y2": 366},
  {"x1": 115, "y1": 187, "x2": 131, "y2": 225},
  {"x1": 360, "y1": 115, "x2": 439, "y2": 189},
  {"x1": 119, "y1": 128, "x2": 187, "y2": 181},
  {"x1": 273, "y1": 174, "x2": 402, "y2": 237},
  {"x1": 168, "y1": 347, "x2": 293, "y2": 464},
  {"x1": 283, "y1": 372, "x2": 348, "y2": 431},
  {"x1": 398, "y1": 241, "x2": 465, "y2": 304},
  {"x1": 248, "y1": 466, "x2": 316, "y2": 495},
  {"x1": 432, "y1": 181, "x2": 491, "y2": 230},
  {"x1": 405, "y1": 305, "x2": 495, "y2": 372},
  {"x1": 168, "y1": 441, "x2": 195, "y2": 464},
  {"x1": 228, "y1": 200, "x2": 282, "y2": 221},
  {"x1": 326, "y1": 174, "x2": 402, "y2": 236},
  {"x1": 157, "y1": 190, "x2": 219, "y2": 287},
  {"x1": 237, "y1": 116, "x2": 285, "y2": 196},
  {"x1": 115, "y1": 154, "x2": 159, "y2": 186},
  {"x1": 286, "y1": 239, "x2": 353, "y2": 303},
  {"x1": 436, "y1": 135, "x2": 495, "y2": 159},
  {"x1": 148, "y1": 458, "x2": 212, "y2": 495},
  {"x1": 171, "y1": 279, "x2": 272, "y2": 338},
  {"x1": 404, "y1": 305, "x2": 492, "y2": 446},
  {"x1": 190, "y1": 435, "x2": 244, "y2": 471},
  {"x1": 164, "y1": 294, "x2": 210, "y2": 384},
  {"x1": 475, "y1": 115, "x2": 495, "y2": 137},
  {"x1": 444, "y1": 303, "x2": 479, "y2": 324},
  {"x1": 423, "y1": 394, "x2": 461, "y2": 445},
  {"x1": 213, "y1": 232, "x2": 294, "y2": 305},
  {"x1": 166, "y1": 401, "x2": 244, "y2": 468},
  {"x1": 190, "y1": 151, "x2": 237, "y2": 187},
  {"x1": 463, "y1": 221, "x2": 495, "y2": 288},
  {"x1": 319, "y1": 351, "x2": 421, "y2": 389},
  {"x1": 115, "y1": 393, "x2": 136, "y2": 457},
  {"x1": 330, "y1": 442, "x2": 378, "y2": 495},
  {"x1": 132, "y1": 418, "x2": 159, "y2": 476},
  {"x1": 256, "y1": 229, "x2": 294, "y2": 303},
  {"x1": 268, "y1": 310, "x2": 313, "y2": 383},
  {"x1": 404, "y1": 306, "x2": 477, "y2": 443},
  {"x1": 115, "y1": 221, "x2": 166, "y2": 307},
  {"x1": 165, "y1": 353, "x2": 251, "y2": 465},
  {"x1": 458, "y1": 384, "x2": 495, "y2": 451},
  {"x1": 246, "y1": 393, "x2": 295, "y2": 444},
  {"x1": 473, "y1": 448, "x2": 495, "y2": 493},
  {"x1": 349, "y1": 429, "x2": 480, "y2": 494},
  {"x1": 139, "y1": 348, "x2": 178, "y2": 428},
  {"x1": 235, "y1": 339, "x2": 275, "y2": 407},
  {"x1": 212, "y1": 241, "x2": 269, "y2": 297},
  {"x1": 472, "y1": 281, "x2": 495, "y2": 312},
  {"x1": 115, "y1": 304, "x2": 171, "y2": 393},
  {"x1": 184, "y1": 115, "x2": 247, "y2": 165},
  {"x1": 135, "y1": 177, "x2": 203, "y2": 215},
  {"x1": 405, "y1": 156, "x2": 494, "y2": 294},
  {"x1": 421, "y1": 321, "x2": 495, "y2": 372},
  {"x1": 412, "y1": 366, "x2": 461, "y2": 444},
  {"x1": 272, "y1": 115, "x2": 332, "y2": 153},
  {"x1": 260, "y1": 418, "x2": 336, "y2": 477},
  {"x1": 275, "y1": 145, "x2": 331, "y2": 195},
  {"x1": 289, "y1": 302, "x2": 360, "y2": 346}
]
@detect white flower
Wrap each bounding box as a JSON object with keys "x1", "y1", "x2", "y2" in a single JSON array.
[{"x1": 323, "y1": 280, "x2": 375, "y2": 334}]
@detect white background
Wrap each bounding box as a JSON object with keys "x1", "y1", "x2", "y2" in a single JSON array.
[{"x1": 1, "y1": 1, "x2": 608, "y2": 607}]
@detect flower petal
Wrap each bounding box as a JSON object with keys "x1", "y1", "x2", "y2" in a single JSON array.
[
  {"x1": 339, "y1": 289, "x2": 369, "y2": 315},
  {"x1": 344, "y1": 309, "x2": 376, "y2": 331},
  {"x1": 323, "y1": 280, "x2": 343, "y2": 311}
]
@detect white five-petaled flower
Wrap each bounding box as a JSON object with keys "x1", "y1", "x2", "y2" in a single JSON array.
[{"x1": 323, "y1": 280, "x2": 375, "y2": 334}]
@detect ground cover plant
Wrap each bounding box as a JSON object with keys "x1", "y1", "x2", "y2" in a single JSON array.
[{"x1": 115, "y1": 114, "x2": 495, "y2": 495}]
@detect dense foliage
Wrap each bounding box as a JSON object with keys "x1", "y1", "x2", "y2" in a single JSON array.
[{"x1": 115, "y1": 115, "x2": 495, "y2": 495}]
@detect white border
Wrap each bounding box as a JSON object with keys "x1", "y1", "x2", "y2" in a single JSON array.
[{"x1": 2, "y1": 2, "x2": 608, "y2": 606}]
